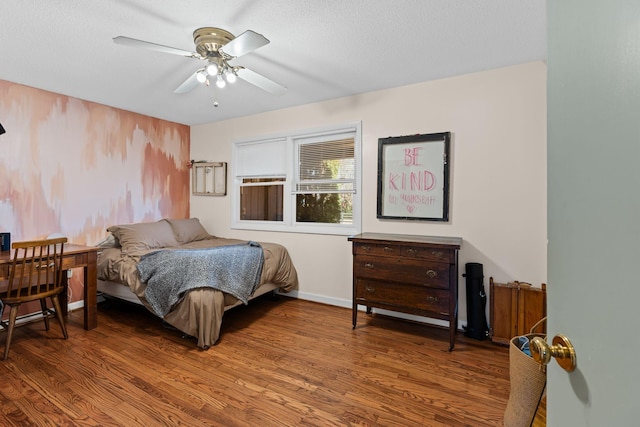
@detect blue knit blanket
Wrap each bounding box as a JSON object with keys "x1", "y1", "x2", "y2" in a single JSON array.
[{"x1": 137, "y1": 242, "x2": 264, "y2": 317}]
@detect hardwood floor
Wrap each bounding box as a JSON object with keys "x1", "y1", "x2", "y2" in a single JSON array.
[{"x1": 0, "y1": 296, "x2": 513, "y2": 426}]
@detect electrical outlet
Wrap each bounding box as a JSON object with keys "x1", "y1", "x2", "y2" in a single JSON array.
[{"x1": 67, "y1": 269, "x2": 73, "y2": 278}]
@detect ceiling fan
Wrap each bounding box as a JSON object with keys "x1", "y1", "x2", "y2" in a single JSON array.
[{"x1": 113, "y1": 27, "x2": 287, "y2": 95}]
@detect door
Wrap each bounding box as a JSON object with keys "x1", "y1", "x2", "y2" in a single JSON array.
[{"x1": 547, "y1": 1, "x2": 640, "y2": 424}]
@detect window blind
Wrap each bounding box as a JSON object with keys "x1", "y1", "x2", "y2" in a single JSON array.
[
  {"x1": 235, "y1": 139, "x2": 287, "y2": 177},
  {"x1": 295, "y1": 137, "x2": 356, "y2": 193}
]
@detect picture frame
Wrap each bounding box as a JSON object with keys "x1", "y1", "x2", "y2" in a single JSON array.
[
  {"x1": 377, "y1": 132, "x2": 451, "y2": 221},
  {"x1": 192, "y1": 162, "x2": 227, "y2": 196}
]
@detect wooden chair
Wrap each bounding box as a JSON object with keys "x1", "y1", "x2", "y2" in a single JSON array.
[{"x1": 0, "y1": 237, "x2": 68, "y2": 360}]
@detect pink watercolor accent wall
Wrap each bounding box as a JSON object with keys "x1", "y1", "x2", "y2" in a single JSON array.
[{"x1": 0, "y1": 79, "x2": 190, "y2": 305}]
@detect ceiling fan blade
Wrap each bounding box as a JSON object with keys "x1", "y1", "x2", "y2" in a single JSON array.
[
  {"x1": 113, "y1": 36, "x2": 199, "y2": 58},
  {"x1": 174, "y1": 70, "x2": 201, "y2": 94},
  {"x1": 236, "y1": 68, "x2": 287, "y2": 95},
  {"x1": 222, "y1": 30, "x2": 269, "y2": 58}
]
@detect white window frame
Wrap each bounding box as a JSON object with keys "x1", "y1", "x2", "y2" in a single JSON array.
[{"x1": 231, "y1": 122, "x2": 362, "y2": 236}]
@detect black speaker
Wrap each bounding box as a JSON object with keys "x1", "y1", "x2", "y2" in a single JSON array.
[
  {"x1": 463, "y1": 262, "x2": 489, "y2": 340},
  {"x1": 0, "y1": 123, "x2": 5, "y2": 135}
]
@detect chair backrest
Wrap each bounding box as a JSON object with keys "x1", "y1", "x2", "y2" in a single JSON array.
[{"x1": 5, "y1": 238, "x2": 68, "y2": 301}]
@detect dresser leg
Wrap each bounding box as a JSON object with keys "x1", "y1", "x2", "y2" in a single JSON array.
[
  {"x1": 366, "y1": 306, "x2": 372, "y2": 315},
  {"x1": 352, "y1": 304, "x2": 357, "y2": 329},
  {"x1": 449, "y1": 327, "x2": 456, "y2": 351}
]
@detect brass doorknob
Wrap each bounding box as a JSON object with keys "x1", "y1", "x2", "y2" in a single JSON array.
[{"x1": 530, "y1": 334, "x2": 577, "y2": 372}]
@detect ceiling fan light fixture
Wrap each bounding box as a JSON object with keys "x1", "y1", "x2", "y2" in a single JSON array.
[
  {"x1": 196, "y1": 70, "x2": 207, "y2": 83},
  {"x1": 226, "y1": 70, "x2": 237, "y2": 83},
  {"x1": 205, "y1": 61, "x2": 218, "y2": 76},
  {"x1": 216, "y1": 74, "x2": 226, "y2": 88},
  {"x1": 115, "y1": 25, "x2": 286, "y2": 95}
]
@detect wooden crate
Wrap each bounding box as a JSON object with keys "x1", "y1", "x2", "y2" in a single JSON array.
[{"x1": 489, "y1": 278, "x2": 546, "y2": 345}]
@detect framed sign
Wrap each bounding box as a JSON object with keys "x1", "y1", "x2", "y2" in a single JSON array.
[{"x1": 377, "y1": 132, "x2": 451, "y2": 221}]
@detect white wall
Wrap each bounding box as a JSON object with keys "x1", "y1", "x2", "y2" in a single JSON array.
[{"x1": 190, "y1": 61, "x2": 547, "y2": 329}]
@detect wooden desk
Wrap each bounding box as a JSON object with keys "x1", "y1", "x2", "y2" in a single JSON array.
[{"x1": 0, "y1": 244, "x2": 99, "y2": 330}]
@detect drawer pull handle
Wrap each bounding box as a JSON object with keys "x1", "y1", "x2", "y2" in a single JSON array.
[
  {"x1": 406, "y1": 248, "x2": 417, "y2": 256},
  {"x1": 364, "y1": 263, "x2": 375, "y2": 269},
  {"x1": 383, "y1": 246, "x2": 393, "y2": 252},
  {"x1": 366, "y1": 286, "x2": 375, "y2": 293},
  {"x1": 431, "y1": 251, "x2": 443, "y2": 258},
  {"x1": 426, "y1": 270, "x2": 437, "y2": 279},
  {"x1": 362, "y1": 245, "x2": 371, "y2": 252},
  {"x1": 427, "y1": 296, "x2": 439, "y2": 303}
]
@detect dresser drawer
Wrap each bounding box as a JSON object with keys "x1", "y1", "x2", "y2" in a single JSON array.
[
  {"x1": 354, "y1": 242, "x2": 400, "y2": 257},
  {"x1": 355, "y1": 280, "x2": 451, "y2": 315},
  {"x1": 400, "y1": 246, "x2": 452, "y2": 263},
  {"x1": 355, "y1": 242, "x2": 453, "y2": 263},
  {"x1": 354, "y1": 255, "x2": 450, "y2": 289},
  {"x1": 61, "y1": 253, "x2": 88, "y2": 269}
]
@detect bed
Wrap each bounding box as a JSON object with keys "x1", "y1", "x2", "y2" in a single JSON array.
[{"x1": 96, "y1": 218, "x2": 298, "y2": 349}]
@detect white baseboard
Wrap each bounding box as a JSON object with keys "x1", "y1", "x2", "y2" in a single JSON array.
[
  {"x1": 0, "y1": 299, "x2": 86, "y2": 331},
  {"x1": 68, "y1": 300, "x2": 85, "y2": 312},
  {"x1": 278, "y1": 290, "x2": 463, "y2": 330}
]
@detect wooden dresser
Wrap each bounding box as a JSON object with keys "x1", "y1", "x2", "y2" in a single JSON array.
[{"x1": 348, "y1": 233, "x2": 462, "y2": 350}]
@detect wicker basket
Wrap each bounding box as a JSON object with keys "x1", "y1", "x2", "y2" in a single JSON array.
[{"x1": 503, "y1": 318, "x2": 547, "y2": 427}]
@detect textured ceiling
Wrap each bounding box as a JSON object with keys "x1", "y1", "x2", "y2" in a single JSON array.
[{"x1": 0, "y1": 1, "x2": 546, "y2": 126}]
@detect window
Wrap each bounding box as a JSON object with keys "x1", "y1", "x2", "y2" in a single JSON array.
[
  {"x1": 294, "y1": 134, "x2": 355, "y2": 224},
  {"x1": 240, "y1": 177, "x2": 284, "y2": 221},
  {"x1": 232, "y1": 123, "x2": 361, "y2": 235}
]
